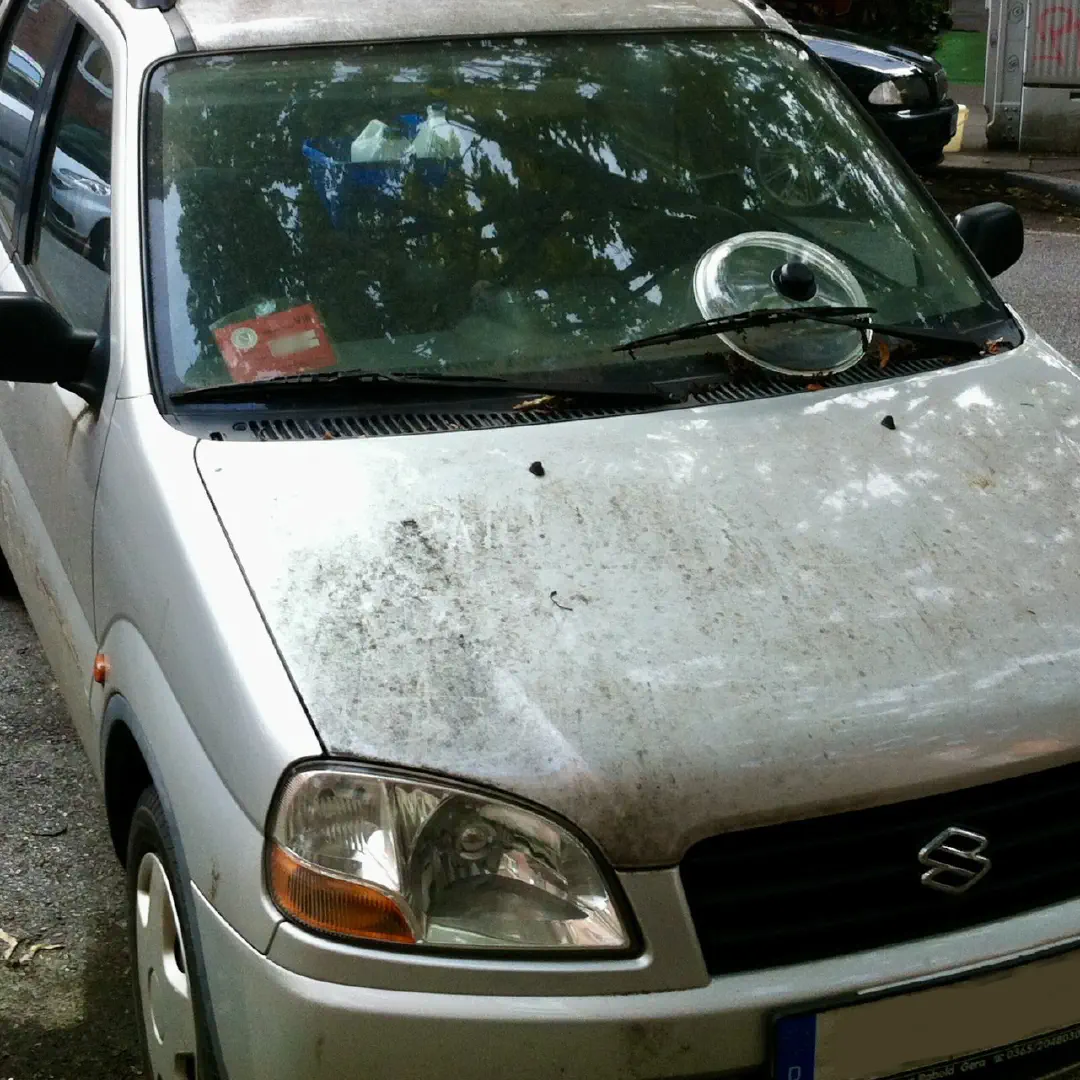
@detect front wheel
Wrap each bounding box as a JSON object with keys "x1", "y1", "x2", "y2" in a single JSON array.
[{"x1": 127, "y1": 788, "x2": 220, "y2": 1080}]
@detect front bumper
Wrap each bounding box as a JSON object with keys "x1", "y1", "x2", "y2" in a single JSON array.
[
  {"x1": 874, "y1": 100, "x2": 959, "y2": 162},
  {"x1": 194, "y1": 882, "x2": 1080, "y2": 1080},
  {"x1": 197, "y1": 889, "x2": 735, "y2": 1080}
]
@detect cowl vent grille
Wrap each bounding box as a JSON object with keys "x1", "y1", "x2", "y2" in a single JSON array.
[{"x1": 228, "y1": 353, "x2": 952, "y2": 442}]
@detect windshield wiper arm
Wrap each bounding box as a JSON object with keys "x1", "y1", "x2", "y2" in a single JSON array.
[
  {"x1": 616, "y1": 306, "x2": 995, "y2": 359},
  {"x1": 172, "y1": 368, "x2": 505, "y2": 403},
  {"x1": 615, "y1": 306, "x2": 876, "y2": 352},
  {"x1": 806, "y1": 315, "x2": 996, "y2": 356},
  {"x1": 170, "y1": 366, "x2": 676, "y2": 405}
]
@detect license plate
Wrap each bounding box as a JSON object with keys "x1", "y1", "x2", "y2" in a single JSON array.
[{"x1": 774, "y1": 948, "x2": 1080, "y2": 1080}]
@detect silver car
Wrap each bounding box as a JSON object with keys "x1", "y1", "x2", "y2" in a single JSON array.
[{"x1": 0, "y1": 0, "x2": 1077, "y2": 1078}]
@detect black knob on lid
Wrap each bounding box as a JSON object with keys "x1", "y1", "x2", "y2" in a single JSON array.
[{"x1": 771, "y1": 261, "x2": 818, "y2": 302}]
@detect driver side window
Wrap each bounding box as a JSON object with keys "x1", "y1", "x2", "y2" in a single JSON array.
[
  {"x1": 31, "y1": 27, "x2": 111, "y2": 331},
  {"x1": 0, "y1": 0, "x2": 68, "y2": 236}
]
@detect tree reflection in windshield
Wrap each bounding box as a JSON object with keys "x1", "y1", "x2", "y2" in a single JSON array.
[{"x1": 145, "y1": 33, "x2": 1008, "y2": 392}]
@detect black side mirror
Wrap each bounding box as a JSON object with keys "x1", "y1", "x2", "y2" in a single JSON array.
[
  {"x1": 0, "y1": 294, "x2": 104, "y2": 409},
  {"x1": 954, "y1": 202, "x2": 1024, "y2": 278}
]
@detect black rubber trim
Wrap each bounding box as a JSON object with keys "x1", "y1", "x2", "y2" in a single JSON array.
[
  {"x1": 0, "y1": 0, "x2": 23, "y2": 254},
  {"x1": 139, "y1": 57, "x2": 173, "y2": 413},
  {"x1": 163, "y1": 5, "x2": 195, "y2": 52},
  {"x1": 22, "y1": 23, "x2": 87, "y2": 269},
  {"x1": 8, "y1": 8, "x2": 76, "y2": 260},
  {"x1": 0, "y1": 13, "x2": 14, "y2": 254}
]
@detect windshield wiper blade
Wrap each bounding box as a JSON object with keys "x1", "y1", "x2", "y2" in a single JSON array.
[
  {"x1": 615, "y1": 306, "x2": 876, "y2": 352},
  {"x1": 171, "y1": 366, "x2": 675, "y2": 405},
  {"x1": 616, "y1": 306, "x2": 993, "y2": 358}
]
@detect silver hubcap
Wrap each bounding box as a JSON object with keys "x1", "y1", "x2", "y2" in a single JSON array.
[{"x1": 135, "y1": 852, "x2": 197, "y2": 1080}]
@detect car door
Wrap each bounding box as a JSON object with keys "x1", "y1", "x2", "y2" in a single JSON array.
[{"x1": 0, "y1": 0, "x2": 118, "y2": 757}]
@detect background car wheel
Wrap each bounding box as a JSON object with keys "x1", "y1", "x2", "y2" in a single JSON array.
[
  {"x1": 88, "y1": 220, "x2": 110, "y2": 273},
  {"x1": 126, "y1": 788, "x2": 220, "y2": 1080}
]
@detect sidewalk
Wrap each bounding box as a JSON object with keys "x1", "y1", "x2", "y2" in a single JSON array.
[{"x1": 938, "y1": 84, "x2": 1080, "y2": 205}]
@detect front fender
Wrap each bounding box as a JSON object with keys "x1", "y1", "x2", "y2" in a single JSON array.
[{"x1": 95, "y1": 618, "x2": 282, "y2": 953}]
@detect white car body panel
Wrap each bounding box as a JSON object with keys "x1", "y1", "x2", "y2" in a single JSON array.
[
  {"x1": 197, "y1": 333, "x2": 1080, "y2": 868},
  {"x1": 90, "y1": 617, "x2": 287, "y2": 950},
  {"x1": 0, "y1": 0, "x2": 141, "y2": 755},
  {"x1": 2, "y1": 0, "x2": 1080, "y2": 1076},
  {"x1": 0, "y1": 252, "x2": 20, "y2": 290},
  {"x1": 173, "y1": 0, "x2": 786, "y2": 52},
  {"x1": 194, "y1": 884, "x2": 1080, "y2": 1079},
  {"x1": 93, "y1": 395, "x2": 323, "y2": 824}
]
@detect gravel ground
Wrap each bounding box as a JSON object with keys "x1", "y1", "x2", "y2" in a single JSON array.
[{"x1": 0, "y1": 591, "x2": 141, "y2": 1079}]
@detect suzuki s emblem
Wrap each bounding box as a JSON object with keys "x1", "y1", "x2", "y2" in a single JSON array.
[{"x1": 918, "y1": 827, "x2": 991, "y2": 895}]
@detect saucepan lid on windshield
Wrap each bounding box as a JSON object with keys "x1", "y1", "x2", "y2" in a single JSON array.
[{"x1": 693, "y1": 232, "x2": 870, "y2": 376}]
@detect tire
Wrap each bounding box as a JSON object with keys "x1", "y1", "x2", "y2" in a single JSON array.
[{"x1": 126, "y1": 787, "x2": 220, "y2": 1080}]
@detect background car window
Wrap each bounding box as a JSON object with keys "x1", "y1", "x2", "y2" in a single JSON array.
[
  {"x1": 33, "y1": 27, "x2": 110, "y2": 330},
  {"x1": 0, "y1": 0, "x2": 67, "y2": 234}
]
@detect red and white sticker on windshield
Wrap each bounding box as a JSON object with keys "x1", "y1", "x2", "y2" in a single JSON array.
[{"x1": 213, "y1": 303, "x2": 336, "y2": 383}]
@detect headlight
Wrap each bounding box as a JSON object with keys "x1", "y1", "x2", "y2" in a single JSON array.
[
  {"x1": 868, "y1": 76, "x2": 932, "y2": 108},
  {"x1": 54, "y1": 167, "x2": 110, "y2": 197},
  {"x1": 934, "y1": 68, "x2": 950, "y2": 101},
  {"x1": 266, "y1": 765, "x2": 634, "y2": 952}
]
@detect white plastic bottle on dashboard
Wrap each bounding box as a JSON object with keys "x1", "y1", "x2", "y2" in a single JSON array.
[
  {"x1": 409, "y1": 105, "x2": 460, "y2": 160},
  {"x1": 350, "y1": 119, "x2": 407, "y2": 163}
]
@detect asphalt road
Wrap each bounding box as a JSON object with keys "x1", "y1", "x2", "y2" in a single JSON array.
[
  {"x1": 0, "y1": 223, "x2": 1078, "y2": 1080},
  {"x1": 0, "y1": 590, "x2": 140, "y2": 1079},
  {"x1": 998, "y1": 229, "x2": 1080, "y2": 363}
]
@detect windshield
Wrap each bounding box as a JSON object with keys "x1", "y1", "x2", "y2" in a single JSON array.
[{"x1": 145, "y1": 32, "x2": 1014, "y2": 395}]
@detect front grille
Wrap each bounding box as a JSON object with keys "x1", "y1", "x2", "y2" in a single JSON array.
[{"x1": 680, "y1": 761, "x2": 1080, "y2": 975}]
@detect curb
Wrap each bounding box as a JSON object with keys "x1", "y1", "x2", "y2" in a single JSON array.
[
  {"x1": 1004, "y1": 171, "x2": 1080, "y2": 207},
  {"x1": 935, "y1": 162, "x2": 1080, "y2": 207}
]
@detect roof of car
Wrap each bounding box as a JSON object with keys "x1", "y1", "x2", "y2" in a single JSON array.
[{"x1": 166, "y1": 0, "x2": 791, "y2": 54}]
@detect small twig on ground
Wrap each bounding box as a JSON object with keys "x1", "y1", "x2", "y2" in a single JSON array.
[{"x1": 0, "y1": 928, "x2": 19, "y2": 963}]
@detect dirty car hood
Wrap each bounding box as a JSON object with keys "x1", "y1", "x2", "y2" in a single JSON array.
[{"x1": 197, "y1": 343, "x2": 1080, "y2": 867}]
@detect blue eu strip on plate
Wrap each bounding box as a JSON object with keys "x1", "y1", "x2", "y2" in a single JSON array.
[
  {"x1": 774, "y1": 1012, "x2": 817, "y2": 1080},
  {"x1": 773, "y1": 1011, "x2": 1080, "y2": 1080}
]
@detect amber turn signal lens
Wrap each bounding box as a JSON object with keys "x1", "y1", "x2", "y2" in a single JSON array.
[
  {"x1": 92, "y1": 654, "x2": 110, "y2": 685},
  {"x1": 268, "y1": 843, "x2": 416, "y2": 944}
]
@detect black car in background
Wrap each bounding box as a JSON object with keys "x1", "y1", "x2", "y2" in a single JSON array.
[{"x1": 797, "y1": 23, "x2": 959, "y2": 167}]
